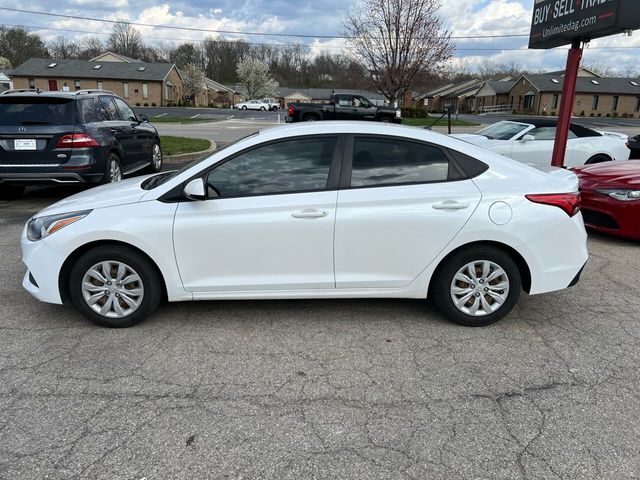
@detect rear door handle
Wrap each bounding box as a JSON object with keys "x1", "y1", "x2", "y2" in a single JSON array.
[
  {"x1": 291, "y1": 209, "x2": 328, "y2": 219},
  {"x1": 432, "y1": 201, "x2": 470, "y2": 211}
]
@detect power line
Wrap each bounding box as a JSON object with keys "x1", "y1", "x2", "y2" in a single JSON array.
[
  {"x1": 4, "y1": 22, "x2": 640, "y2": 53},
  {"x1": 0, "y1": 6, "x2": 533, "y2": 40}
]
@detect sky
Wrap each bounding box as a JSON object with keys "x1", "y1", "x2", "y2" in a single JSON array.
[{"x1": 0, "y1": 0, "x2": 639, "y2": 75}]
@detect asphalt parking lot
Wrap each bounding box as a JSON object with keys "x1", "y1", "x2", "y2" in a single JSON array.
[{"x1": 1, "y1": 183, "x2": 640, "y2": 478}]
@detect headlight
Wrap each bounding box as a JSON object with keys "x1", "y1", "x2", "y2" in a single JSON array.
[
  {"x1": 27, "y1": 210, "x2": 92, "y2": 241},
  {"x1": 594, "y1": 189, "x2": 640, "y2": 202}
]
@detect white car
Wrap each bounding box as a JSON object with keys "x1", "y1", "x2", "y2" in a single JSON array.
[
  {"x1": 234, "y1": 100, "x2": 269, "y2": 111},
  {"x1": 261, "y1": 98, "x2": 279, "y2": 111},
  {"x1": 453, "y1": 119, "x2": 630, "y2": 168},
  {"x1": 21, "y1": 122, "x2": 588, "y2": 328}
]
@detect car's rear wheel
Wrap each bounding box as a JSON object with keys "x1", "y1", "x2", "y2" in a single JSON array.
[
  {"x1": 146, "y1": 141, "x2": 163, "y2": 173},
  {"x1": 102, "y1": 154, "x2": 123, "y2": 184},
  {"x1": 69, "y1": 245, "x2": 162, "y2": 327},
  {"x1": 380, "y1": 118, "x2": 391, "y2": 123},
  {"x1": 585, "y1": 154, "x2": 612, "y2": 164},
  {"x1": 303, "y1": 114, "x2": 318, "y2": 122},
  {"x1": 260, "y1": 106, "x2": 266, "y2": 111},
  {"x1": 431, "y1": 246, "x2": 521, "y2": 327},
  {"x1": 242, "y1": 105, "x2": 247, "y2": 110},
  {"x1": 0, "y1": 185, "x2": 25, "y2": 201}
]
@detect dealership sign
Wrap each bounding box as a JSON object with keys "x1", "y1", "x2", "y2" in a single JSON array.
[{"x1": 529, "y1": 0, "x2": 640, "y2": 49}]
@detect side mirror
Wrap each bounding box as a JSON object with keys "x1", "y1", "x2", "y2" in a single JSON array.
[
  {"x1": 521, "y1": 134, "x2": 535, "y2": 142},
  {"x1": 139, "y1": 114, "x2": 149, "y2": 123},
  {"x1": 183, "y1": 178, "x2": 206, "y2": 201}
]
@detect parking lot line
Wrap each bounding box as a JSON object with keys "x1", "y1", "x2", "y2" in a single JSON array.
[
  {"x1": 154, "y1": 113, "x2": 167, "y2": 118},
  {"x1": 190, "y1": 114, "x2": 200, "y2": 119}
]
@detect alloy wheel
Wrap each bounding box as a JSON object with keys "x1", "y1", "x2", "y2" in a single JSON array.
[
  {"x1": 109, "y1": 160, "x2": 122, "y2": 182},
  {"x1": 81, "y1": 261, "x2": 144, "y2": 318},
  {"x1": 450, "y1": 260, "x2": 510, "y2": 316},
  {"x1": 152, "y1": 144, "x2": 162, "y2": 169}
]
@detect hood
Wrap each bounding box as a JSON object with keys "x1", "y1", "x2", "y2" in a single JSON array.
[
  {"x1": 35, "y1": 175, "x2": 154, "y2": 217},
  {"x1": 573, "y1": 160, "x2": 640, "y2": 190}
]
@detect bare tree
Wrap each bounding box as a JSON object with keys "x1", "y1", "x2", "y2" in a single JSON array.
[
  {"x1": 48, "y1": 36, "x2": 80, "y2": 59},
  {"x1": 583, "y1": 62, "x2": 615, "y2": 78},
  {"x1": 236, "y1": 56, "x2": 278, "y2": 99},
  {"x1": 77, "y1": 36, "x2": 104, "y2": 60},
  {"x1": 342, "y1": 0, "x2": 454, "y2": 104},
  {"x1": 107, "y1": 21, "x2": 143, "y2": 59}
]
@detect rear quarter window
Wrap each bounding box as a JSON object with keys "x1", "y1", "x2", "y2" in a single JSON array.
[{"x1": 0, "y1": 97, "x2": 75, "y2": 126}]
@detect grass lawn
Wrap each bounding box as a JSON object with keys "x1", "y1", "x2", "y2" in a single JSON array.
[
  {"x1": 150, "y1": 116, "x2": 219, "y2": 124},
  {"x1": 161, "y1": 136, "x2": 212, "y2": 156},
  {"x1": 403, "y1": 117, "x2": 479, "y2": 127}
]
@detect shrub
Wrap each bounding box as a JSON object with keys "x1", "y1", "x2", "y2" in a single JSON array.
[
  {"x1": 590, "y1": 112, "x2": 595, "y2": 117},
  {"x1": 143, "y1": 103, "x2": 149, "y2": 107},
  {"x1": 606, "y1": 113, "x2": 611, "y2": 117},
  {"x1": 512, "y1": 110, "x2": 518, "y2": 115},
  {"x1": 597, "y1": 113, "x2": 602, "y2": 117},
  {"x1": 151, "y1": 102, "x2": 157, "y2": 107},
  {"x1": 580, "y1": 111, "x2": 585, "y2": 117},
  {"x1": 612, "y1": 112, "x2": 618, "y2": 118},
  {"x1": 622, "y1": 112, "x2": 628, "y2": 118},
  {"x1": 400, "y1": 107, "x2": 428, "y2": 118},
  {"x1": 550, "y1": 111, "x2": 556, "y2": 116},
  {"x1": 135, "y1": 102, "x2": 141, "y2": 107}
]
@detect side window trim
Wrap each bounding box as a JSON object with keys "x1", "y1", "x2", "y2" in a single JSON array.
[
  {"x1": 197, "y1": 134, "x2": 346, "y2": 200},
  {"x1": 339, "y1": 134, "x2": 470, "y2": 190}
]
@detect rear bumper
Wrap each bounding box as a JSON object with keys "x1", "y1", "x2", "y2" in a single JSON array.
[{"x1": 0, "y1": 171, "x2": 103, "y2": 184}]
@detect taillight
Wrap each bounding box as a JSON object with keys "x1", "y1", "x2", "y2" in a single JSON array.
[
  {"x1": 525, "y1": 193, "x2": 581, "y2": 217},
  {"x1": 57, "y1": 133, "x2": 100, "y2": 148},
  {"x1": 288, "y1": 105, "x2": 295, "y2": 116}
]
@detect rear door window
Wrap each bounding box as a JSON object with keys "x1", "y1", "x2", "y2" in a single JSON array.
[
  {"x1": 0, "y1": 97, "x2": 75, "y2": 126},
  {"x1": 349, "y1": 136, "x2": 458, "y2": 188},
  {"x1": 99, "y1": 96, "x2": 120, "y2": 121}
]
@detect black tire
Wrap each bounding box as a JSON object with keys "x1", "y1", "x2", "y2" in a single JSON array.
[
  {"x1": 0, "y1": 185, "x2": 25, "y2": 200},
  {"x1": 303, "y1": 114, "x2": 318, "y2": 122},
  {"x1": 68, "y1": 245, "x2": 162, "y2": 328},
  {"x1": 380, "y1": 118, "x2": 391, "y2": 123},
  {"x1": 146, "y1": 140, "x2": 163, "y2": 174},
  {"x1": 102, "y1": 153, "x2": 123, "y2": 184},
  {"x1": 585, "y1": 154, "x2": 612, "y2": 165},
  {"x1": 431, "y1": 246, "x2": 521, "y2": 327},
  {"x1": 260, "y1": 106, "x2": 266, "y2": 111},
  {"x1": 242, "y1": 105, "x2": 247, "y2": 110}
]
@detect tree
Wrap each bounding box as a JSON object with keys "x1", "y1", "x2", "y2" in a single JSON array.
[
  {"x1": 48, "y1": 36, "x2": 80, "y2": 59},
  {"x1": 170, "y1": 43, "x2": 204, "y2": 69},
  {"x1": 182, "y1": 64, "x2": 206, "y2": 104},
  {"x1": 236, "y1": 56, "x2": 278, "y2": 99},
  {"x1": 342, "y1": 0, "x2": 454, "y2": 104},
  {"x1": 77, "y1": 36, "x2": 104, "y2": 60},
  {"x1": 107, "y1": 21, "x2": 143, "y2": 59},
  {"x1": 0, "y1": 56, "x2": 11, "y2": 70},
  {"x1": 0, "y1": 27, "x2": 48, "y2": 68}
]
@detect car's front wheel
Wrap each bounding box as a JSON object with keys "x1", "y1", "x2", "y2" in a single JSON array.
[
  {"x1": 260, "y1": 106, "x2": 266, "y2": 111},
  {"x1": 241, "y1": 105, "x2": 247, "y2": 110},
  {"x1": 431, "y1": 246, "x2": 521, "y2": 327},
  {"x1": 69, "y1": 245, "x2": 162, "y2": 327},
  {"x1": 146, "y1": 141, "x2": 163, "y2": 173}
]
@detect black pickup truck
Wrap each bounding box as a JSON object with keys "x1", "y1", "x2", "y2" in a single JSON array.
[{"x1": 286, "y1": 93, "x2": 401, "y2": 123}]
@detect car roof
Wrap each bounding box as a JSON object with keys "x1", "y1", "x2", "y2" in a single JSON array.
[{"x1": 0, "y1": 91, "x2": 111, "y2": 100}]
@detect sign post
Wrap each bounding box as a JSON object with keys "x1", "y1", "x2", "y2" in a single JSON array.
[{"x1": 528, "y1": 0, "x2": 640, "y2": 167}]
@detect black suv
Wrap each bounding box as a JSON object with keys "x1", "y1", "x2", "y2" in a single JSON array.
[{"x1": 0, "y1": 89, "x2": 162, "y2": 200}]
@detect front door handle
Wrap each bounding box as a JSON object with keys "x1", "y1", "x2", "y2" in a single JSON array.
[
  {"x1": 433, "y1": 201, "x2": 470, "y2": 211},
  {"x1": 291, "y1": 209, "x2": 328, "y2": 219}
]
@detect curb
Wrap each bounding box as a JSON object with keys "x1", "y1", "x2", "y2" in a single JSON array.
[{"x1": 164, "y1": 141, "x2": 217, "y2": 164}]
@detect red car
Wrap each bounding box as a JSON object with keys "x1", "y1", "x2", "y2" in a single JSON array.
[{"x1": 573, "y1": 161, "x2": 640, "y2": 240}]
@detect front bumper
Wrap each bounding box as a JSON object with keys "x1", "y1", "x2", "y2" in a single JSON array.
[{"x1": 21, "y1": 232, "x2": 66, "y2": 304}]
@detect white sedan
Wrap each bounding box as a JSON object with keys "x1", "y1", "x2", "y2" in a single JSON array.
[
  {"x1": 453, "y1": 119, "x2": 630, "y2": 168},
  {"x1": 21, "y1": 122, "x2": 588, "y2": 328},
  {"x1": 234, "y1": 100, "x2": 269, "y2": 111}
]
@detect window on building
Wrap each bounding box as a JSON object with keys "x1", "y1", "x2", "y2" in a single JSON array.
[
  {"x1": 592, "y1": 95, "x2": 599, "y2": 110},
  {"x1": 523, "y1": 94, "x2": 535, "y2": 110},
  {"x1": 551, "y1": 94, "x2": 559, "y2": 110},
  {"x1": 97, "y1": 81, "x2": 103, "y2": 90},
  {"x1": 636, "y1": 97, "x2": 640, "y2": 112},
  {"x1": 74, "y1": 80, "x2": 81, "y2": 91},
  {"x1": 28, "y1": 78, "x2": 35, "y2": 89},
  {"x1": 142, "y1": 83, "x2": 148, "y2": 99},
  {"x1": 611, "y1": 96, "x2": 619, "y2": 111},
  {"x1": 123, "y1": 82, "x2": 129, "y2": 98}
]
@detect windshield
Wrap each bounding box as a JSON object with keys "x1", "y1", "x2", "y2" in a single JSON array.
[
  {"x1": 0, "y1": 97, "x2": 76, "y2": 126},
  {"x1": 475, "y1": 122, "x2": 529, "y2": 140},
  {"x1": 142, "y1": 132, "x2": 259, "y2": 190}
]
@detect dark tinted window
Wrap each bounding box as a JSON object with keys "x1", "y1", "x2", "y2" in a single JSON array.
[
  {"x1": 78, "y1": 98, "x2": 106, "y2": 123},
  {"x1": 207, "y1": 137, "x2": 336, "y2": 197},
  {"x1": 350, "y1": 137, "x2": 452, "y2": 187},
  {"x1": 0, "y1": 97, "x2": 75, "y2": 126},
  {"x1": 113, "y1": 97, "x2": 137, "y2": 122},
  {"x1": 99, "y1": 96, "x2": 119, "y2": 120}
]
